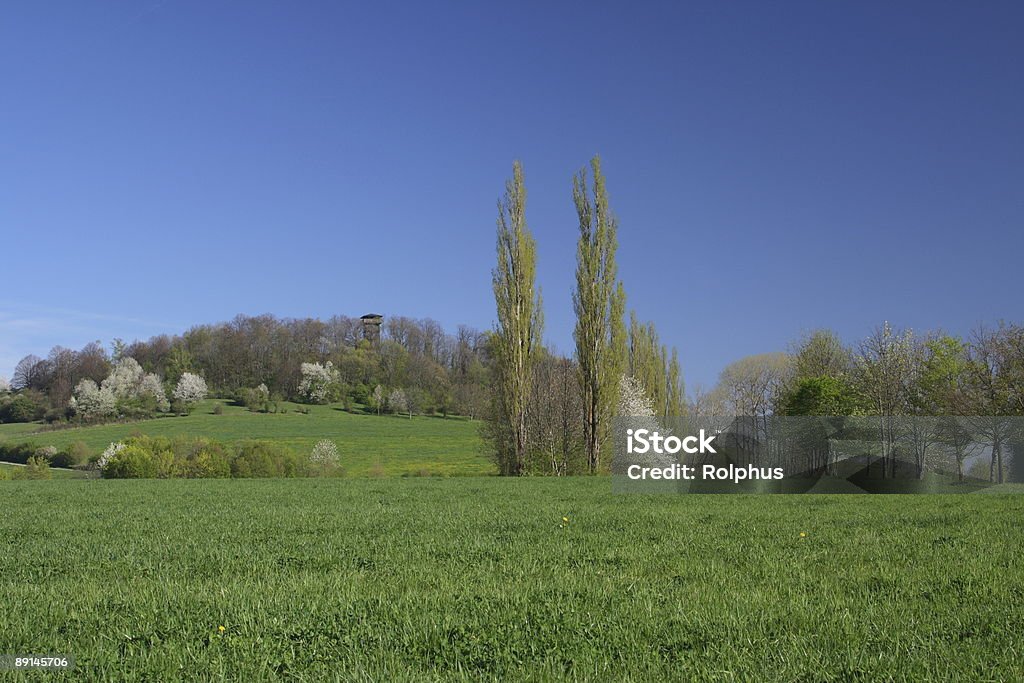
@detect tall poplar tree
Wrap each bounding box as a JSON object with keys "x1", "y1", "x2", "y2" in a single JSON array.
[
  {"x1": 572, "y1": 155, "x2": 626, "y2": 473},
  {"x1": 492, "y1": 161, "x2": 543, "y2": 476}
]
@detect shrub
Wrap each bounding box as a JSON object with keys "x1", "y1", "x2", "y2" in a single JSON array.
[
  {"x1": 0, "y1": 442, "x2": 37, "y2": 464},
  {"x1": 184, "y1": 443, "x2": 232, "y2": 478},
  {"x1": 16, "y1": 456, "x2": 52, "y2": 480},
  {"x1": 53, "y1": 441, "x2": 91, "y2": 469},
  {"x1": 212, "y1": 403, "x2": 224, "y2": 415},
  {"x1": 231, "y1": 442, "x2": 300, "y2": 478},
  {"x1": 102, "y1": 443, "x2": 157, "y2": 479},
  {"x1": 0, "y1": 392, "x2": 46, "y2": 423},
  {"x1": 238, "y1": 384, "x2": 270, "y2": 413}
]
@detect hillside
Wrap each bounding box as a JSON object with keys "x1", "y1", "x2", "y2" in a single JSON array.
[{"x1": 0, "y1": 400, "x2": 492, "y2": 477}]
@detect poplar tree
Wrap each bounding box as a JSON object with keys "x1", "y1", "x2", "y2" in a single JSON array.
[
  {"x1": 492, "y1": 161, "x2": 543, "y2": 476},
  {"x1": 572, "y1": 155, "x2": 626, "y2": 473}
]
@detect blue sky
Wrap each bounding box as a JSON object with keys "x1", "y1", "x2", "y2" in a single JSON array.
[{"x1": 2, "y1": 1, "x2": 1022, "y2": 390}]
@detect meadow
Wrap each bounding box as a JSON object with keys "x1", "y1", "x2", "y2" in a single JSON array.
[
  {"x1": 0, "y1": 400, "x2": 492, "y2": 477},
  {"x1": 1, "y1": 477, "x2": 1022, "y2": 681}
]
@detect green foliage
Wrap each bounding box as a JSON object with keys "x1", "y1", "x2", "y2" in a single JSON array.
[
  {"x1": 778, "y1": 375, "x2": 865, "y2": 416},
  {"x1": 103, "y1": 443, "x2": 158, "y2": 479},
  {"x1": 0, "y1": 391, "x2": 47, "y2": 423},
  {"x1": 490, "y1": 160, "x2": 544, "y2": 476},
  {"x1": 572, "y1": 155, "x2": 627, "y2": 473},
  {"x1": 15, "y1": 455, "x2": 51, "y2": 479},
  {"x1": 231, "y1": 441, "x2": 305, "y2": 478},
  {"x1": 0, "y1": 442, "x2": 37, "y2": 464}
]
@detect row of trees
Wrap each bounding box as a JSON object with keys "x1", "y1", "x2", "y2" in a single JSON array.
[
  {"x1": 692, "y1": 324, "x2": 1024, "y2": 482},
  {"x1": 487, "y1": 157, "x2": 685, "y2": 476},
  {"x1": 2, "y1": 314, "x2": 494, "y2": 424}
]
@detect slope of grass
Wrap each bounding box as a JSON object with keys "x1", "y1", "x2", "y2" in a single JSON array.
[
  {"x1": 0, "y1": 400, "x2": 492, "y2": 476},
  {"x1": 0, "y1": 462, "x2": 86, "y2": 479},
  {"x1": 0, "y1": 478, "x2": 1021, "y2": 681}
]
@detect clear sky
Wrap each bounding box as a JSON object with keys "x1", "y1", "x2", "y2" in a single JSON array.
[{"x1": 2, "y1": 1, "x2": 1022, "y2": 390}]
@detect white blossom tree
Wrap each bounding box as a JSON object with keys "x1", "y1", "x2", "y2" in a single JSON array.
[
  {"x1": 298, "y1": 361, "x2": 338, "y2": 404},
  {"x1": 71, "y1": 378, "x2": 117, "y2": 419},
  {"x1": 95, "y1": 357, "x2": 170, "y2": 412},
  {"x1": 309, "y1": 439, "x2": 340, "y2": 466},
  {"x1": 0, "y1": 376, "x2": 9, "y2": 393},
  {"x1": 173, "y1": 372, "x2": 208, "y2": 411},
  {"x1": 371, "y1": 384, "x2": 385, "y2": 415},
  {"x1": 97, "y1": 441, "x2": 124, "y2": 471},
  {"x1": 388, "y1": 387, "x2": 409, "y2": 418},
  {"x1": 138, "y1": 373, "x2": 170, "y2": 412}
]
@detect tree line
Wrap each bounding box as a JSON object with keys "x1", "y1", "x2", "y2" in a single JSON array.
[{"x1": 1, "y1": 314, "x2": 493, "y2": 424}]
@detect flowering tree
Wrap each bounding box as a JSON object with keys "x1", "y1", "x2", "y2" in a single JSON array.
[
  {"x1": 173, "y1": 373, "x2": 208, "y2": 411},
  {"x1": 619, "y1": 374, "x2": 664, "y2": 433},
  {"x1": 97, "y1": 441, "x2": 125, "y2": 471},
  {"x1": 371, "y1": 384, "x2": 385, "y2": 415},
  {"x1": 138, "y1": 373, "x2": 170, "y2": 412},
  {"x1": 0, "y1": 376, "x2": 9, "y2": 393},
  {"x1": 91, "y1": 357, "x2": 170, "y2": 413},
  {"x1": 618, "y1": 374, "x2": 656, "y2": 417},
  {"x1": 309, "y1": 440, "x2": 340, "y2": 466},
  {"x1": 298, "y1": 361, "x2": 338, "y2": 404},
  {"x1": 71, "y1": 378, "x2": 117, "y2": 419},
  {"x1": 388, "y1": 387, "x2": 410, "y2": 418}
]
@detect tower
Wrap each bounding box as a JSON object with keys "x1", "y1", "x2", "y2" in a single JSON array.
[{"x1": 360, "y1": 313, "x2": 383, "y2": 345}]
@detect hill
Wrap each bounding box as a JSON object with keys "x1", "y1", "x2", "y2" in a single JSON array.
[{"x1": 0, "y1": 400, "x2": 492, "y2": 477}]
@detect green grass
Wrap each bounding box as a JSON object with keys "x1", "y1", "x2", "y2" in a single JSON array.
[
  {"x1": 1, "y1": 478, "x2": 1021, "y2": 681},
  {"x1": 0, "y1": 400, "x2": 492, "y2": 476}
]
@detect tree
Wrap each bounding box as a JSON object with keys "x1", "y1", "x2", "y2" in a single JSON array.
[
  {"x1": 11, "y1": 355, "x2": 44, "y2": 390},
  {"x1": 101, "y1": 357, "x2": 169, "y2": 413},
  {"x1": 0, "y1": 376, "x2": 8, "y2": 394},
  {"x1": 388, "y1": 388, "x2": 409, "y2": 417},
  {"x1": 573, "y1": 155, "x2": 627, "y2": 474},
  {"x1": 777, "y1": 375, "x2": 862, "y2": 416},
  {"x1": 962, "y1": 325, "x2": 1018, "y2": 483},
  {"x1": 528, "y1": 352, "x2": 583, "y2": 475},
  {"x1": 309, "y1": 440, "x2": 340, "y2": 469},
  {"x1": 791, "y1": 330, "x2": 850, "y2": 380},
  {"x1": 297, "y1": 361, "x2": 338, "y2": 404},
  {"x1": 371, "y1": 384, "x2": 385, "y2": 415},
  {"x1": 173, "y1": 373, "x2": 208, "y2": 411},
  {"x1": 490, "y1": 160, "x2": 543, "y2": 476},
  {"x1": 627, "y1": 313, "x2": 685, "y2": 420},
  {"x1": 70, "y1": 379, "x2": 117, "y2": 420},
  {"x1": 853, "y1": 322, "x2": 917, "y2": 478}
]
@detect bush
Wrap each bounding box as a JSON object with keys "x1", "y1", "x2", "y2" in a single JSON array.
[
  {"x1": 0, "y1": 391, "x2": 47, "y2": 423},
  {"x1": 103, "y1": 444, "x2": 157, "y2": 479},
  {"x1": 53, "y1": 441, "x2": 91, "y2": 469},
  {"x1": 238, "y1": 384, "x2": 270, "y2": 413},
  {"x1": 15, "y1": 456, "x2": 51, "y2": 480},
  {"x1": 212, "y1": 403, "x2": 224, "y2": 415},
  {"x1": 0, "y1": 442, "x2": 37, "y2": 464},
  {"x1": 231, "y1": 442, "x2": 303, "y2": 478},
  {"x1": 185, "y1": 443, "x2": 232, "y2": 478}
]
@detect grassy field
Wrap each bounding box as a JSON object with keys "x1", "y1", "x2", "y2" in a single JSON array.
[
  {"x1": 1, "y1": 478, "x2": 1021, "y2": 681},
  {"x1": 0, "y1": 400, "x2": 492, "y2": 476}
]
